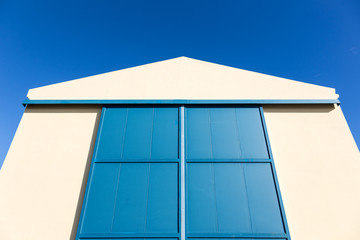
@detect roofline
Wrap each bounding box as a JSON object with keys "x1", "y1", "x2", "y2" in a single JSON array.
[{"x1": 22, "y1": 98, "x2": 340, "y2": 106}]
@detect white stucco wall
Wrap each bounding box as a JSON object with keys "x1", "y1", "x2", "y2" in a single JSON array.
[
  {"x1": 26, "y1": 57, "x2": 338, "y2": 101},
  {"x1": 0, "y1": 104, "x2": 359, "y2": 240},
  {"x1": 3, "y1": 57, "x2": 358, "y2": 239},
  {"x1": 264, "y1": 104, "x2": 360, "y2": 240},
  {"x1": 0, "y1": 105, "x2": 101, "y2": 240}
]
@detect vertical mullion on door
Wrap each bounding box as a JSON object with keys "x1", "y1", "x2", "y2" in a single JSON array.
[{"x1": 180, "y1": 106, "x2": 185, "y2": 240}]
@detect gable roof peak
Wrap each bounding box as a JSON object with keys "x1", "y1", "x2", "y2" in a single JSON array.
[{"x1": 27, "y1": 57, "x2": 338, "y2": 101}]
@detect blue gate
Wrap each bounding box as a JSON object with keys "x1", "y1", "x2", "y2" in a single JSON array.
[{"x1": 76, "y1": 105, "x2": 290, "y2": 240}]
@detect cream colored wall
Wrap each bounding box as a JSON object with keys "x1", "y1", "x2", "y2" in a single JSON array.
[
  {"x1": 264, "y1": 104, "x2": 360, "y2": 240},
  {"x1": 0, "y1": 105, "x2": 101, "y2": 240},
  {"x1": 27, "y1": 57, "x2": 338, "y2": 100},
  {"x1": 2, "y1": 103, "x2": 358, "y2": 240}
]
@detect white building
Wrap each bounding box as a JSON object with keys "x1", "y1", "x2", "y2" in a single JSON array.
[{"x1": 1, "y1": 57, "x2": 359, "y2": 240}]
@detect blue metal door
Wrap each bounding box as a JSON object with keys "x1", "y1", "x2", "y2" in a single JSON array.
[
  {"x1": 77, "y1": 106, "x2": 180, "y2": 239},
  {"x1": 185, "y1": 106, "x2": 289, "y2": 240},
  {"x1": 77, "y1": 105, "x2": 290, "y2": 240}
]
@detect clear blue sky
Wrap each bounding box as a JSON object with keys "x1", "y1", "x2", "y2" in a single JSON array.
[{"x1": 1, "y1": 0, "x2": 359, "y2": 168}]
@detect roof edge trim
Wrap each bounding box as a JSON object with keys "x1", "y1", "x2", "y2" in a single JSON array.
[{"x1": 22, "y1": 99, "x2": 341, "y2": 106}]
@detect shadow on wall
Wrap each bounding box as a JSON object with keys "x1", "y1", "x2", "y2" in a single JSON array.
[
  {"x1": 25, "y1": 104, "x2": 102, "y2": 114},
  {"x1": 68, "y1": 106, "x2": 102, "y2": 240},
  {"x1": 263, "y1": 104, "x2": 336, "y2": 113}
]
